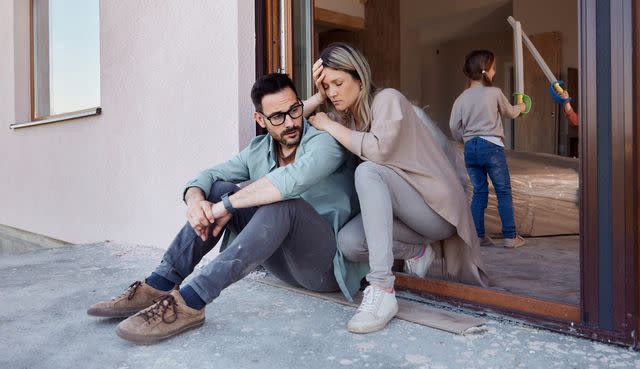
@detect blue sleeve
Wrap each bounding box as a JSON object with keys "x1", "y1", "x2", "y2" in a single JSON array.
[{"x1": 266, "y1": 132, "x2": 346, "y2": 199}]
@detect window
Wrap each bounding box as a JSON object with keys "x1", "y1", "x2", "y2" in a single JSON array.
[{"x1": 31, "y1": 0, "x2": 100, "y2": 120}]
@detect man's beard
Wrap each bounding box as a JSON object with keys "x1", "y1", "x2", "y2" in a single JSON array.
[{"x1": 274, "y1": 125, "x2": 302, "y2": 147}]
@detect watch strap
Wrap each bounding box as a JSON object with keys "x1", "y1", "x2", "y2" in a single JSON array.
[{"x1": 221, "y1": 192, "x2": 236, "y2": 214}]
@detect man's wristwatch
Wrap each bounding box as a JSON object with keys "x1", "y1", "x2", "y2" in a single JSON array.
[{"x1": 220, "y1": 192, "x2": 237, "y2": 214}]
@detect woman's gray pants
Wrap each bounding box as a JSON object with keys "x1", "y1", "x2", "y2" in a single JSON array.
[
  {"x1": 154, "y1": 181, "x2": 340, "y2": 304},
  {"x1": 338, "y1": 161, "x2": 456, "y2": 289}
]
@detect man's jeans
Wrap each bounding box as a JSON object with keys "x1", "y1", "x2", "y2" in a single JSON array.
[
  {"x1": 463, "y1": 137, "x2": 516, "y2": 239},
  {"x1": 154, "y1": 181, "x2": 340, "y2": 304}
]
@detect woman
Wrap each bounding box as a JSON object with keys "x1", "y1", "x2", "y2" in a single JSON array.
[{"x1": 304, "y1": 43, "x2": 488, "y2": 334}]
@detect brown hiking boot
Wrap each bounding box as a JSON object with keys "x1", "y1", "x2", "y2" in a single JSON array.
[
  {"x1": 87, "y1": 281, "x2": 174, "y2": 318},
  {"x1": 116, "y1": 290, "x2": 205, "y2": 344}
]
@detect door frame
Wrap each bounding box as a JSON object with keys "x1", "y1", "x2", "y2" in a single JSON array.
[{"x1": 256, "y1": 0, "x2": 639, "y2": 346}]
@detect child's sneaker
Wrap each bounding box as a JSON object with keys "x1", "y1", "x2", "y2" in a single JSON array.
[
  {"x1": 479, "y1": 236, "x2": 495, "y2": 247},
  {"x1": 504, "y1": 235, "x2": 526, "y2": 248}
]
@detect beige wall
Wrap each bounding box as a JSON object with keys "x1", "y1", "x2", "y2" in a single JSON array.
[
  {"x1": 2, "y1": 2, "x2": 15, "y2": 124},
  {"x1": 399, "y1": 0, "x2": 513, "y2": 136},
  {"x1": 0, "y1": 0, "x2": 255, "y2": 247},
  {"x1": 513, "y1": 0, "x2": 579, "y2": 76},
  {"x1": 420, "y1": 32, "x2": 513, "y2": 137},
  {"x1": 399, "y1": 0, "x2": 577, "y2": 143},
  {"x1": 513, "y1": 0, "x2": 578, "y2": 156},
  {"x1": 13, "y1": 1, "x2": 30, "y2": 123}
]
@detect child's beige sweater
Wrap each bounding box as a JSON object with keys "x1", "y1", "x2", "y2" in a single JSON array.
[{"x1": 449, "y1": 85, "x2": 521, "y2": 142}]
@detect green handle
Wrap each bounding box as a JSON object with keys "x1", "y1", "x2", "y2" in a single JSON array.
[{"x1": 513, "y1": 93, "x2": 532, "y2": 116}]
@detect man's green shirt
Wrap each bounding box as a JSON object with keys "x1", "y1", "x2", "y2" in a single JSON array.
[{"x1": 184, "y1": 121, "x2": 368, "y2": 301}]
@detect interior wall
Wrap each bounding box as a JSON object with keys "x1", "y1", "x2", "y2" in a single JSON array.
[
  {"x1": 513, "y1": 0, "x2": 578, "y2": 75},
  {"x1": 0, "y1": 0, "x2": 255, "y2": 247},
  {"x1": 514, "y1": 0, "x2": 578, "y2": 156},
  {"x1": 399, "y1": 0, "x2": 577, "y2": 152},
  {"x1": 420, "y1": 31, "x2": 514, "y2": 137},
  {"x1": 399, "y1": 0, "x2": 514, "y2": 138},
  {"x1": 399, "y1": 11, "x2": 421, "y2": 105}
]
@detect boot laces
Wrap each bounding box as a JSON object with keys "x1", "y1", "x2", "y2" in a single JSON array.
[
  {"x1": 141, "y1": 294, "x2": 178, "y2": 324},
  {"x1": 115, "y1": 281, "x2": 142, "y2": 301}
]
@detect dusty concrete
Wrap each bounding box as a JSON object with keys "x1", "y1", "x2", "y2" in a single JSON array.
[{"x1": 1, "y1": 243, "x2": 638, "y2": 369}]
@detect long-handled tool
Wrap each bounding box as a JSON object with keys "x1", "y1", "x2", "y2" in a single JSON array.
[
  {"x1": 512, "y1": 19, "x2": 532, "y2": 115},
  {"x1": 507, "y1": 16, "x2": 571, "y2": 108}
]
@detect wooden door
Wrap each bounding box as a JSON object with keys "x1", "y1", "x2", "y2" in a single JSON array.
[
  {"x1": 316, "y1": 0, "x2": 401, "y2": 90},
  {"x1": 515, "y1": 32, "x2": 561, "y2": 154}
]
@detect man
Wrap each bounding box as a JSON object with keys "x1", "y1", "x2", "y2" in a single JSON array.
[{"x1": 87, "y1": 73, "x2": 358, "y2": 344}]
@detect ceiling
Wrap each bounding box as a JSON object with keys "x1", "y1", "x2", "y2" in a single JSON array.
[
  {"x1": 313, "y1": 0, "x2": 514, "y2": 45},
  {"x1": 400, "y1": 0, "x2": 513, "y2": 44}
]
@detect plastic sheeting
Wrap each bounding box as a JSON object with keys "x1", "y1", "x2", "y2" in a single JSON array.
[
  {"x1": 454, "y1": 144, "x2": 579, "y2": 237},
  {"x1": 412, "y1": 105, "x2": 579, "y2": 237}
]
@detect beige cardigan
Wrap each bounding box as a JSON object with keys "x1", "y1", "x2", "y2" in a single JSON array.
[{"x1": 346, "y1": 89, "x2": 489, "y2": 287}]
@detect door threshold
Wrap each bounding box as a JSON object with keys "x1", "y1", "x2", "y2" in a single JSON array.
[{"x1": 395, "y1": 273, "x2": 580, "y2": 322}]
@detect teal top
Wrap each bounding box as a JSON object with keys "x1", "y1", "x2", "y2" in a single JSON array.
[{"x1": 184, "y1": 121, "x2": 368, "y2": 301}]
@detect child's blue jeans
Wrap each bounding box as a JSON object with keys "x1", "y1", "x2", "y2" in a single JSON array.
[{"x1": 463, "y1": 137, "x2": 516, "y2": 239}]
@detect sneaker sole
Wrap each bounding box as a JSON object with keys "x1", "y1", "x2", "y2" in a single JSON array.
[
  {"x1": 504, "y1": 239, "x2": 527, "y2": 248},
  {"x1": 347, "y1": 306, "x2": 399, "y2": 334},
  {"x1": 87, "y1": 306, "x2": 150, "y2": 318},
  {"x1": 504, "y1": 242, "x2": 526, "y2": 248},
  {"x1": 116, "y1": 317, "x2": 205, "y2": 344}
]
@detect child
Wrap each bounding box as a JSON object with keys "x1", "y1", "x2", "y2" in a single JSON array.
[
  {"x1": 559, "y1": 90, "x2": 579, "y2": 126},
  {"x1": 449, "y1": 50, "x2": 527, "y2": 248}
]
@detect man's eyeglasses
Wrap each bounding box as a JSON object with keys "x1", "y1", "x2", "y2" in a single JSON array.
[{"x1": 259, "y1": 101, "x2": 304, "y2": 126}]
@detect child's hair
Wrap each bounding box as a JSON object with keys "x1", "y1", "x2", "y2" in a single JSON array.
[{"x1": 463, "y1": 50, "x2": 495, "y2": 87}]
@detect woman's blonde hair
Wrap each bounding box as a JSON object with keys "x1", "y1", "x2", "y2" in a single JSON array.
[{"x1": 318, "y1": 42, "x2": 376, "y2": 132}]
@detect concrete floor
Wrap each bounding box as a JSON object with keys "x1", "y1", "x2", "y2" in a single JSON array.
[
  {"x1": 481, "y1": 235, "x2": 580, "y2": 305},
  {"x1": 1, "y1": 242, "x2": 638, "y2": 369}
]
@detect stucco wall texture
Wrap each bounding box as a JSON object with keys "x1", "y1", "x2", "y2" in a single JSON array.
[{"x1": 0, "y1": 0, "x2": 256, "y2": 247}]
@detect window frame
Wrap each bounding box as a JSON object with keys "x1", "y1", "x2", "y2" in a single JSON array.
[{"x1": 11, "y1": 0, "x2": 102, "y2": 130}]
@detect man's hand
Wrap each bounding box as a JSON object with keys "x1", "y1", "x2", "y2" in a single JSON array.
[
  {"x1": 184, "y1": 187, "x2": 215, "y2": 240},
  {"x1": 186, "y1": 199, "x2": 215, "y2": 241},
  {"x1": 210, "y1": 202, "x2": 232, "y2": 238}
]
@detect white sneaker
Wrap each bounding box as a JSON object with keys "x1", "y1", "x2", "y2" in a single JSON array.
[
  {"x1": 347, "y1": 285, "x2": 399, "y2": 333},
  {"x1": 403, "y1": 243, "x2": 435, "y2": 278}
]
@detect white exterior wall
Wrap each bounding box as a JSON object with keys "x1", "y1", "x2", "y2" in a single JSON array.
[{"x1": 0, "y1": 0, "x2": 255, "y2": 247}]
